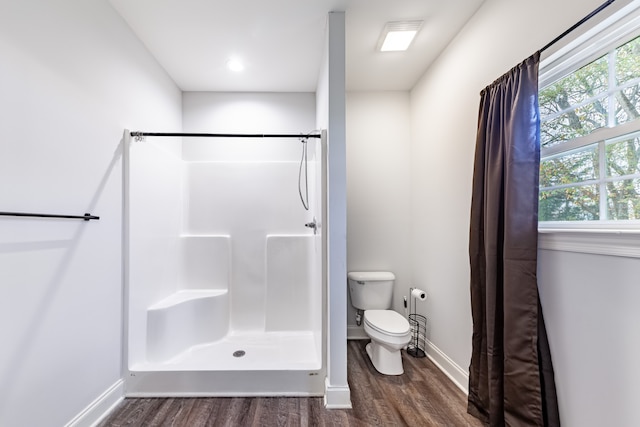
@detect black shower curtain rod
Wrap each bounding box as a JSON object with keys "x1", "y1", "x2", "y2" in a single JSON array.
[
  {"x1": 130, "y1": 131, "x2": 321, "y2": 139},
  {"x1": 540, "y1": 0, "x2": 615, "y2": 53}
]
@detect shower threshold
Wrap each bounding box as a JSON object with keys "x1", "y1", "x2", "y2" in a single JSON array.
[{"x1": 131, "y1": 331, "x2": 321, "y2": 372}]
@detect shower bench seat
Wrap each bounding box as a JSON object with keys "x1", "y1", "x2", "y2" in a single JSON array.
[
  {"x1": 146, "y1": 289, "x2": 229, "y2": 363},
  {"x1": 148, "y1": 289, "x2": 227, "y2": 310}
]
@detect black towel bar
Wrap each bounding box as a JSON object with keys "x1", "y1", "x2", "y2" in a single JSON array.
[{"x1": 0, "y1": 212, "x2": 100, "y2": 221}]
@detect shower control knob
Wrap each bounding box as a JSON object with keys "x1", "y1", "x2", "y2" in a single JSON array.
[{"x1": 304, "y1": 218, "x2": 318, "y2": 234}]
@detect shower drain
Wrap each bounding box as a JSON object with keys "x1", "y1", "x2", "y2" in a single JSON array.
[{"x1": 233, "y1": 350, "x2": 246, "y2": 358}]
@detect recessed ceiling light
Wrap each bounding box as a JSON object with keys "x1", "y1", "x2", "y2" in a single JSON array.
[
  {"x1": 227, "y1": 57, "x2": 244, "y2": 72},
  {"x1": 377, "y1": 21, "x2": 423, "y2": 52}
]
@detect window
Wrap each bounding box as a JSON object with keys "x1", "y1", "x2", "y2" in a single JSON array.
[{"x1": 539, "y1": 33, "x2": 640, "y2": 224}]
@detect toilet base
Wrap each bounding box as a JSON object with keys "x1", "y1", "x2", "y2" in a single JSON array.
[{"x1": 365, "y1": 341, "x2": 404, "y2": 375}]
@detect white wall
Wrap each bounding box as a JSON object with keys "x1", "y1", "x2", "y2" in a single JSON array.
[
  {"x1": 0, "y1": 1, "x2": 182, "y2": 426},
  {"x1": 409, "y1": 0, "x2": 639, "y2": 424},
  {"x1": 345, "y1": 91, "x2": 412, "y2": 335},
  {"x1": 538, "y1": 249, "x2": 640, "y2": 426},
  {"x1": 183, "y1": 92, "x2": 316, "y2": 130}
]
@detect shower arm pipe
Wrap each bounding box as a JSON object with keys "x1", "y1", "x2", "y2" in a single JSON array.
[
  {"x1": 130, "y1": 131, "x2": 321, "y2": 139},
  {"x1": 0, "y1": 211, "x2": 100, "y2": 221}
]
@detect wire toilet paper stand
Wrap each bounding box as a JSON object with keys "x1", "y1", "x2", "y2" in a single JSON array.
[{"x1": 407, "y1": 287, "x2": 427, "y2": 358}]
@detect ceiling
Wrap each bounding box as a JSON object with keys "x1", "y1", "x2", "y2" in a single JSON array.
[{"x1": 108, "y1": 0, "x2": 485, "y2": 92}]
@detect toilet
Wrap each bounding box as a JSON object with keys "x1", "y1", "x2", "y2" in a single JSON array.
[{"x1": 348, "y1": 271, "x2": 411, "y2": 375}]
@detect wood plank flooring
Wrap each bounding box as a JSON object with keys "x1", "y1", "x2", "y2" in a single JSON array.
[{"x1": 99, "y1": 340, "x2": 482, "y2": 426}]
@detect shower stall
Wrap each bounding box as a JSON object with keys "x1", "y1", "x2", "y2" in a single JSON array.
[{"x1": 123, "y1": 129, "x2": 326, "y2": 396}]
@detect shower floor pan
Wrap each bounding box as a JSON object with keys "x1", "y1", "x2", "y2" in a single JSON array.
[
  {"x1": 125, "y1": 331, "x2": 324, "y2": 396},
  {"x1": 131, "y1": 330, "x2": 321, "y2": 372}
]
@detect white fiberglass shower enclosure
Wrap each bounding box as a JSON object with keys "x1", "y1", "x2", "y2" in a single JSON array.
[{"x1": 123, "y1": 129, "x2": 326, "y2": 396}]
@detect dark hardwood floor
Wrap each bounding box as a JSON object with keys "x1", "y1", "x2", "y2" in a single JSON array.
[{"x1": 99, "y1": 340, "x2": 482, "y2": 426}]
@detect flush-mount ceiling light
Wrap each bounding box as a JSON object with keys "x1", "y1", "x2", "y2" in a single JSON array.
[
  {"x1": 227, "y1": 57, "x2": 244, "y2": 72},
  {"x1": 377, "y1": 21, "x2": 423, "y2": 52}
]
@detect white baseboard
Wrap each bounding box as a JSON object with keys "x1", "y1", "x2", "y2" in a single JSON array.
[
  {"x1": 65, "y1": 380, "x2": 124, "y2": 427},
  {"x1": 324, "y1": 377, "x2": 352, "y2": 409},
  {"x1": 347, "y1": 325, "x2": 368, "y2": 340},
  {"x1": 425, "y1": 339, "x2": 469, "y2": 394}
]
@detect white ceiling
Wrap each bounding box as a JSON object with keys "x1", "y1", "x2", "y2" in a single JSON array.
[{"x1": 108, "y1": 0, "x2": 485, "y2": 92}]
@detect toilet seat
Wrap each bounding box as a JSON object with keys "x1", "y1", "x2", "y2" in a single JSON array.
[{"x1": 364, "y1": 310, "x2": 410, "y2": 337}]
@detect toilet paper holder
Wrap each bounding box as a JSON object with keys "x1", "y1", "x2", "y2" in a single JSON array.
[{"x1": 407, "y1": 287, "x2": 427, "y2": 358}]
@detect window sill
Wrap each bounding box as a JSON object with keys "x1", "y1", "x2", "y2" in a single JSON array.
[{"x1": 538, "y1": 226, "x2": 640, "y2": 258}]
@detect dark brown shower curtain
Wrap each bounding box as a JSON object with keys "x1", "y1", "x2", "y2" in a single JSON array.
[{"x1": 468, "y1": 52, "x2": 560, "y2": 427}]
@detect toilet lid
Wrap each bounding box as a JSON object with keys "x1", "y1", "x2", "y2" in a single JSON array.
[{"x1": 364, "y1": 310, "x2": 410, "y2": 336}]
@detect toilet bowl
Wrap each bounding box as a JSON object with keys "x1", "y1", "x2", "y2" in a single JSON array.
[{"x1": 363, "y1": 309, "x2": 411, "y2": 375}]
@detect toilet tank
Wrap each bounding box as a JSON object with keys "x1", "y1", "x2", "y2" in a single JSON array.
[{"x1": 347, "y1": 271, "x2": 396, "y2": 310}]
